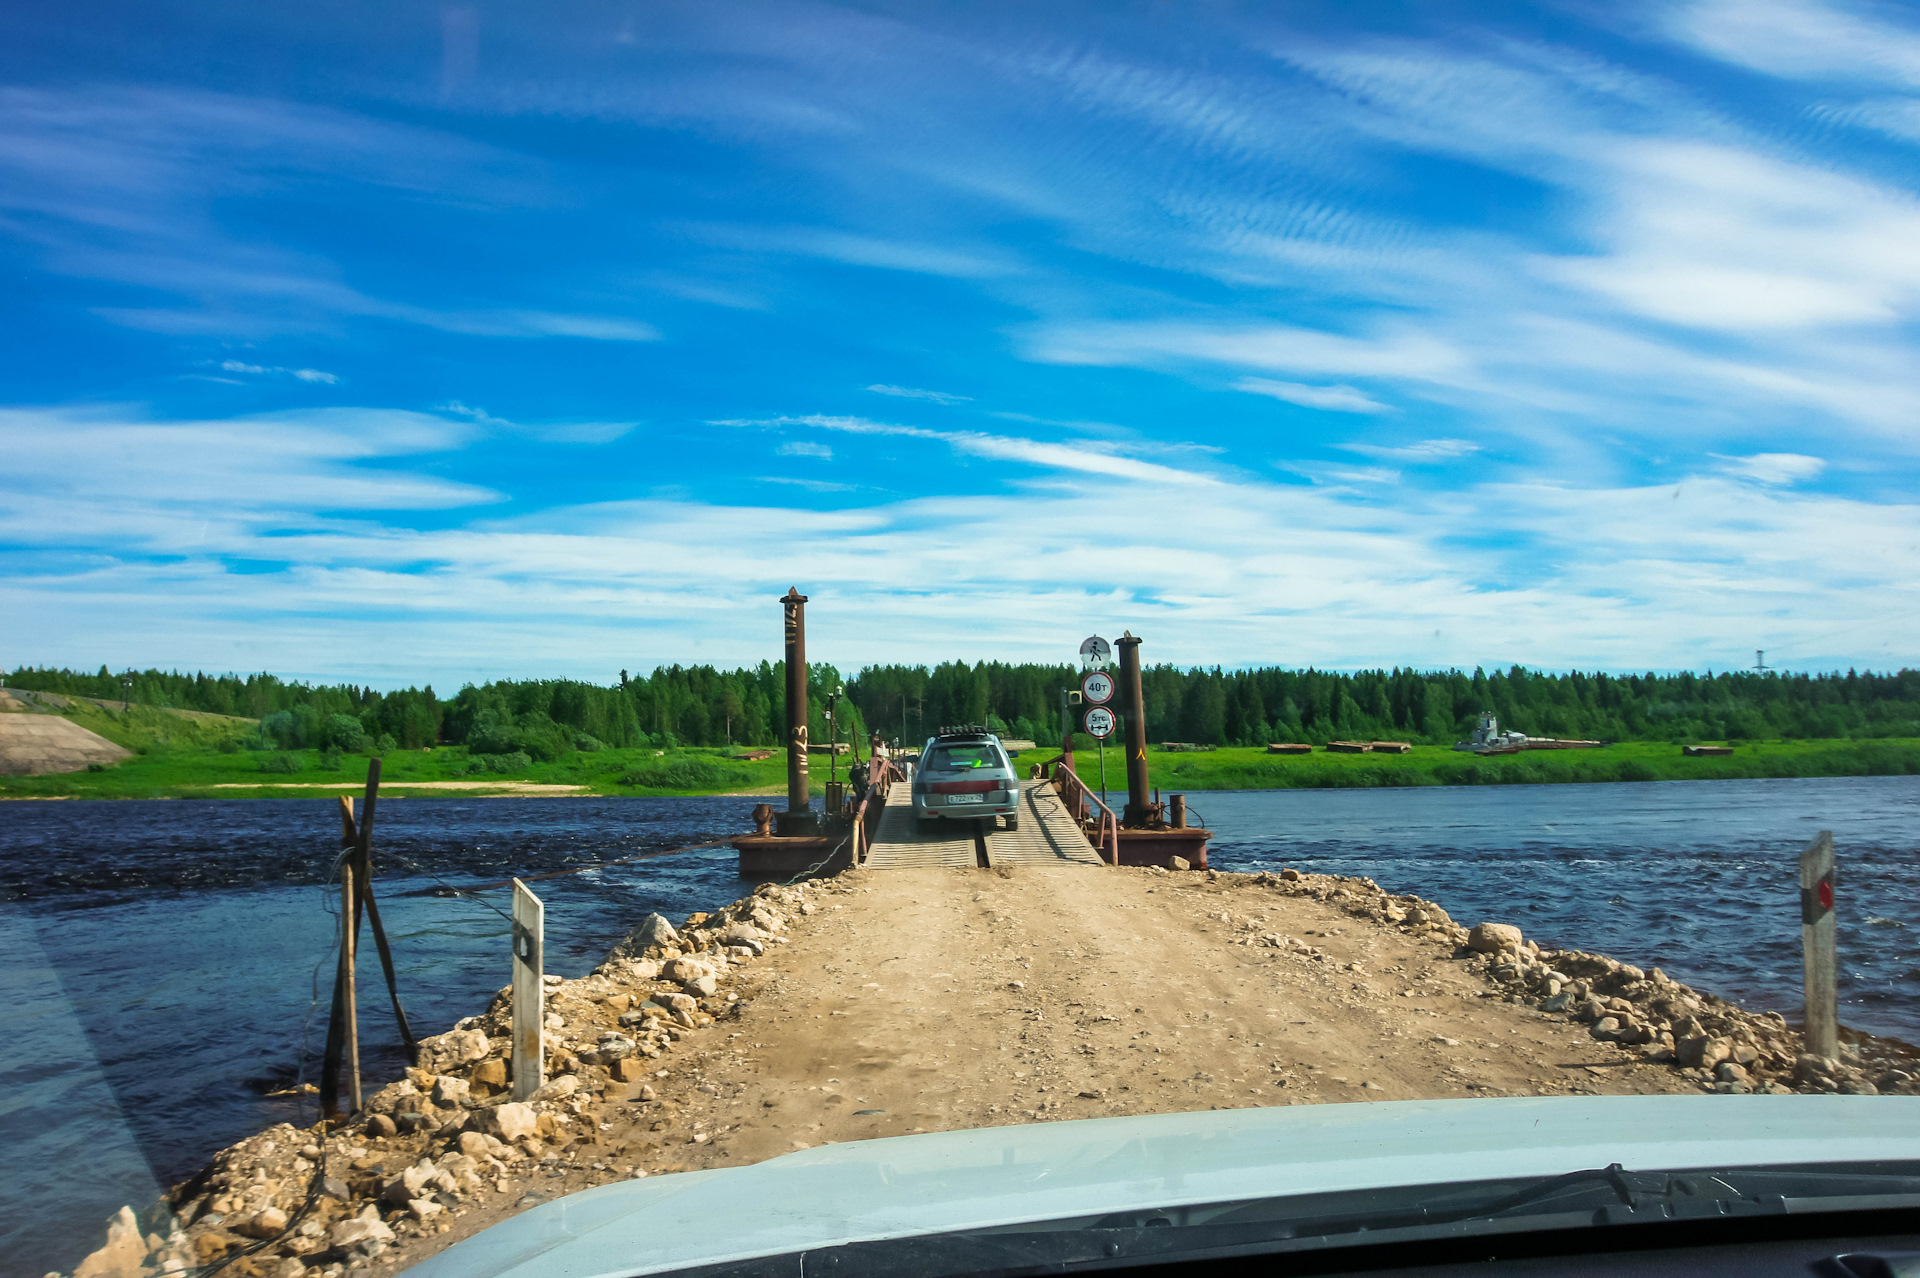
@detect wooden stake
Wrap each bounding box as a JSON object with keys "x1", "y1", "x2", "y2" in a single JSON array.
[
  {"x1": 341, "y1": 861, "x2": 361, "y2": 1113},
  {"x1": 1800, "y1": 830, "x2": 1838, "y2": 1060},
  {"x1": 349, "y1": 760, "x2": 417, "y2": 1062},
  {"x1": 511, "y1": 878, "x2": 545, "y2": 1101},
  {"x1": 321, "y1": 799, "x2": 361, "y2": 1119}
]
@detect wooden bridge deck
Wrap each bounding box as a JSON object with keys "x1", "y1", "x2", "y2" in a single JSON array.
[{"x1": 862, "y1": 778, "x2": 1105, "y2": 870}]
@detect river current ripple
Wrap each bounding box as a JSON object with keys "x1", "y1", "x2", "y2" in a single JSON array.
[{"x1": 1, "y1": 776, "x2": 1915, "y2": 1278}]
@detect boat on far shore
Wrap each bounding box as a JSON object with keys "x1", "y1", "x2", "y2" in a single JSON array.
[{"x1": 1453, "y1": 711, "x2": 1605, "y2": 755}]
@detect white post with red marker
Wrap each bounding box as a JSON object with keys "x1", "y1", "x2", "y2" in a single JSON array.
[{"x1": 1799, "y1": 830, "x2": 1837, "y2": 1060}]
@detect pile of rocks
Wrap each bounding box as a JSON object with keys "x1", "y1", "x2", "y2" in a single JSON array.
[
  {"x1": 1244, "y1": 866, "x2": 1917, "y2": 1099},
  {"x1": 58, "y1": 879, "x2": 831, "y2": 1278}
]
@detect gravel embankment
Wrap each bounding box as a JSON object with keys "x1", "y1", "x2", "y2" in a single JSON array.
[{"x1": 63, "y1": 863, "x2": 1919, "y2": 1278}]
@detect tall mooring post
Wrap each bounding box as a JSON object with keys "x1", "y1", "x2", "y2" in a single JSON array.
[
  {"x1": 1800, "y1": 830, "x2": 1838, "y2": 1060},
  {"x1": 1117, "y1": 631, "x2": 1152, "y2": 826},
  {"x1": 778, "y1": 587, "x2": 817, "y2": 835}
]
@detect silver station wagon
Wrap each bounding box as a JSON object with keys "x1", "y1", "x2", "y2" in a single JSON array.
[{"x1": 912, "y1": 728, "x2": 1020, "y2": 831}]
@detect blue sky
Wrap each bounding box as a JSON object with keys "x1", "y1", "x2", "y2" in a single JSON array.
[{"x1": 4, "y1": 0, "x2": 1919, "y2": 686}]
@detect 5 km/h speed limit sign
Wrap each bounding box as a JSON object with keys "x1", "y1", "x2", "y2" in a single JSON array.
[
  {"x1": 1080, "y1": 669, "x2": 1115, "y2": 705},
  {"x1": 1083, "y1": 706, "x2": 1117, "y2": 739}
]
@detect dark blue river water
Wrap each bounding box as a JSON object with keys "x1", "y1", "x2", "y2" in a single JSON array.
[{"x1": 2, "y1": 776, "x2": 1916, "y2": 1278}]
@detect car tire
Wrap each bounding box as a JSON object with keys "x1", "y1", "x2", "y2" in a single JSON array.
[
  {"x1": 916, "y1": 816, "x2": 939, "y2": 836},
  {"x1": 1005, "y1": 814, "x2": 1020, "y2": 831}
]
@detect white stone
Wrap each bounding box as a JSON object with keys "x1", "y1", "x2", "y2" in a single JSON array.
[
  {"x1": 529, "y1": 1075, "x2": 579, "y2": 1103},
  {"x1": 1467, "y1": 922, "x2": 1523, "y2": 954},
  {"x1": 417, "y1": 1029, "x2": 491, "y2": 1073},
  {"x1": 430, "y1": 1076, "x2": 470, "y2": 1108},
  {"x1": 329, "y1": 1216, "x2": 395, "y2": 1249},
  {"x1": 74, "y1": 1206, "x2": 145, "y2": 1278}
]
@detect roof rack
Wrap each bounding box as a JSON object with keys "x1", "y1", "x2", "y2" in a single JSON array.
[{"x1": 934, "y1": 724, "x2": 993, "y2": 738}]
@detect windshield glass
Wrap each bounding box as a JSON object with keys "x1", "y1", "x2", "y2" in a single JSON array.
[
  {"x1": 5, "y1": 3, "x2": 1918, "y2": 1278},
  {"x1": 928, "y1": 744, "x2": 1002, "y2": 771}
]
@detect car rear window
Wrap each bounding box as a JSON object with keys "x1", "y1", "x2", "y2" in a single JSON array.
[{"x1": 928, "y1": 744, "x2": 1002, "y2": 770}]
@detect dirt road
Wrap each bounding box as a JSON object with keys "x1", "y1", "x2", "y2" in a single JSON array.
[{"x1": 367, "y1": 861, "x2": 1695, "y2": 1271}]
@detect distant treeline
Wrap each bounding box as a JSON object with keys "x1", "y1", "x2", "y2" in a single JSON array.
[
  {"x1": 849, "y1": 663, "x2": 1920, "y2": 747},
  {"x1": 8, "y1": 662, "x2": 1919, "y2": 752},
  {"x1": 1, "y1": 663, "x2": 867, "y2": 756}
]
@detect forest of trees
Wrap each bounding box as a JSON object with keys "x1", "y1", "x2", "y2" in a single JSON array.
[{"x1": 10, "y1": 661, "x2": 1920, "y2": 752}]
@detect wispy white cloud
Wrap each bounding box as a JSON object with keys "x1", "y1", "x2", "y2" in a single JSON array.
[
  {"x1": 755, "y1": 475, "x2": 858, "y2": 492},
  {"x1": 776, "y1": 440, "x2": 834, "y2": 459},
  {"x1": 1341, "y1": 438, "x2": 1481, "y2": 463},
  {"x1": 438, "y1": 400, "x2": 638, "y2": 444},
  {"x1": 218, "y1": 359, "x2": 341, "y2": 384},
  {"x1": 867, "y1": 384, "x2": 973, "y2": 404},
  {"x1": 0, "y1": 405, "x2": 497, "y2": 556},
  {"x1": 5, "y1": 403, "x2": 1913, "y2": 680},
  {"x1": 0, "y1": 85, "x2": 657, "y2": 343},
  {"x1": 1713, "y1": 451, "x2": 1827, "y2": 485},
  {"x1": 1233, "y1": 376, "x2": 1392, "y2": 414},
  {"x1": 1662, "y1": 0, "x2": 1920, "y2": 86},
  {"x1": 689, "y1": 224, "x2": 1014, "y2": 278},
  {"x1": 719, "y1": 413, "x2": 1218, "y2": 486}
]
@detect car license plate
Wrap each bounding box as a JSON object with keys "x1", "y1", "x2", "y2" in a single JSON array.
[{"x1": 947, "y1": 793, "x2": 984, "y2": 804}]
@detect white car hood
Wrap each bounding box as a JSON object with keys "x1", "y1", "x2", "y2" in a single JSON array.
[{"x1": 408, "y1": 1094, "x2": 1920, "y2": 1278}]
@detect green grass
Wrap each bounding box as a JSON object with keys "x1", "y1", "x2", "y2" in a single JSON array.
[
  {"x1": 1057, "y1": 738, "x2": 1920, "y2": 792},
  {"x1": 0, "y1": 697, "x2": 848, "y2": 798},
  {"x1": 0, "y1": 740, "x2": 825, "y2": 799}
]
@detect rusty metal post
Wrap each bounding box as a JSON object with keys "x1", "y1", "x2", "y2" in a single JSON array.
[
  {"x1": 1117, "y1": 632, "x2": 1151, "y2": 826},
  {"x1": 1169, "y1": 794, "x2": 1186, "y2": 829},
  {"x1": 778, "y1": 588, "x2": 816, "y2": 835},
  {"x1": 1060, "y1": 688, "x2": 1075, "y2": 772}
]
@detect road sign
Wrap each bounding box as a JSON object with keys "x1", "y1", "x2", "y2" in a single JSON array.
[
  {"x1": 1081, "y1": 669, "x2": 1115, "y2": 705},
  {"x1": 1084, "y1": 706, "x2": 1117, "y2": 739},
  {"x1": 1079, "y1": 635, "x2": 1111, "y2": 669}
]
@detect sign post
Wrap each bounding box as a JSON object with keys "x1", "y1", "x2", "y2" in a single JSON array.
[
  {"x1": 511, "y1": 878, "x2": 545, "y2": 1101},
  {"x1": 1084, "y1": 705, "x2": 1117, "y2": 808},
  {"x1": 1800, "y1": 831, "x2": 1837, "y2": 1060},
  {"x1": 1082, "y1": 672, "x2": 1116, "y2": 809}
]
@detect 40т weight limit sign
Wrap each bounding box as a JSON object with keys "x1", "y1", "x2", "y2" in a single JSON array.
[
  {"x1": 1083, "y1": 706, "x2": 1117, "y2": 739},
  {"x1": 1081, "y1": 669, "x2": 1115, "y2": 704}
]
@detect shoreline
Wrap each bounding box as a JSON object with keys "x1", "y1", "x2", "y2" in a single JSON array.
[
  {"x1": 7, "y1": 770, "x2": 1918, "y2": 802},
  {"x1": 56, "y1": 860, "x2": 1920, "y2": 1278}
]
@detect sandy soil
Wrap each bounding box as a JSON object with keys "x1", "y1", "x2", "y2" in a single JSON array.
[
  {"x1": 381, "y1": 861, "x2": 1692, "y2": 1270},
  {"x1": 0, "y1": 712, "x2": 133, "y2": 775}
]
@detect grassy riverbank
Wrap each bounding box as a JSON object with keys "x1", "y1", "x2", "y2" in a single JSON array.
[
  {"x1": 1062, "y1": 737, "x2": 1920, "y2": 792},
  {"x1": 0, "y1": 697, "x2": 815, "y2": 797},
  {"x1": 7, "y1": 690, "x2": 1918, "y2": 798}
]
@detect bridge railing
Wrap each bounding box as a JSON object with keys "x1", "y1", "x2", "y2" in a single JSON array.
[
  {"x1": 851, "y1": 758, "x2": 901, "y2": 866},
  {"x1": 1039, "y1": 757, "x2": 1118, "y2": 866}
]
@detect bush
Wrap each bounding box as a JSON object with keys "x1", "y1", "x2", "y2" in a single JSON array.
[
  {"x1": 619, "y1": 758, "x2": 737, "y2": 790},
  {"x1": 259, "y1": 753, "x2": 305, "y2": 774},
  {"x1": 322, "y1": 713, "x2": 370, "y2": 753},
  {"x1": 318, "y1": 747, "x2": 344, "y2": 770},
  {"x1": 376, "y1": 733, "x2": 397, "y2": 755},
  {"x1": 574, "y1": 732, "x2": 606, "y2": 752},
  {"x1": 468, "y1": 751, "x2": 532, "y2": 774},
  {"x1": 1616, "y1": 759, "x2": 1658, "y2": 782}
]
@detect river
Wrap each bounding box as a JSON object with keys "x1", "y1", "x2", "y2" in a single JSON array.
[{"x1": 2, "y1": 775, "x2": 1915, "y2": 1278}]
